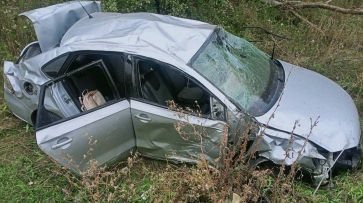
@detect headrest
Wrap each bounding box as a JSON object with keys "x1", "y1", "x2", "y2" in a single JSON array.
[{"x1": 143, "y1": 70, "x2": 160, "y2": 91}]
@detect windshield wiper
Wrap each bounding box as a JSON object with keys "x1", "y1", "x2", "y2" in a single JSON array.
[
  {"x1": 243, "y1": 26, "x2": 291, "y2": 40},
  {"x1": 242, "y1": 26, "x2": 291, "y2": 60}
]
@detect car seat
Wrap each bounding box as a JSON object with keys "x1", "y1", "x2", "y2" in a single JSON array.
[{"x1": 140, "y1": 64, "x2": 174, "y2": 106}]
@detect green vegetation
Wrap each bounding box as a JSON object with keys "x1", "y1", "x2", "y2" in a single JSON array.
[{"x1": 1, "y1": 0, "x2": 362, "y2": 202}]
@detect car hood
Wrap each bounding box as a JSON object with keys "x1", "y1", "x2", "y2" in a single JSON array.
[
  {"x1": 20, "y1": 1, "x2": 101, "y2": 52},
  {"x1": 255, "y1": 60, "x2": 361, "y2": 152}
]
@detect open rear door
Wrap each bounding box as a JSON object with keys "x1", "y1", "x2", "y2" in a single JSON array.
[{"x1": 35, "y1": 60, "x2": 135, "y2": 173}]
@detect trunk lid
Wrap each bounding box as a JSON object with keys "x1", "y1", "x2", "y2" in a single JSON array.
[{"x1": 20, "y1": 1, "x2": 101, "y2": 52}]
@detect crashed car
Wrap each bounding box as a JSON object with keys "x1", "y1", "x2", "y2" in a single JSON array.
[{"x1": 4, "y1": 1, "x2": 361, "y2": 183}]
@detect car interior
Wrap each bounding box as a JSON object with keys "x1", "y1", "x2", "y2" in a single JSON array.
[
  {"x1": 63, "y1": 62, "x2": 115, "y2": 111},
  {"x1": 66, "y1": 54, "x2": 125, "y2": 95},
  {"x1": 59, "y1": 54, "x2": 126, "y2": 112},
  {"x1": 138, "y1": 60, "x2": 212, "y2": 116},
  {"x1": 38, "y1": 54, "x2": 220, "y2": 128},
  {"x1": 38, "y1": 54, "x2": 125, "y2": 127}
]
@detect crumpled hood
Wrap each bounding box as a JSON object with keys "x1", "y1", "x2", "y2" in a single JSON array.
[{"x1": 255, "y1": 60, "x2": 361, "y2": 152}]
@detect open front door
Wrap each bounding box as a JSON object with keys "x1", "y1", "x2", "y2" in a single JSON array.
[{"x1": 35, "y1": 60, "x2": 135, "y2": 173}]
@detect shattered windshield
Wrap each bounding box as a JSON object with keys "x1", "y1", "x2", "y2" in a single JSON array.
[{"x1": 190, "y1": 28, "x2": 282, "y2": 116}]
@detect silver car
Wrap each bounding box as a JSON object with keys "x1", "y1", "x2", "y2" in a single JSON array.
[{"x1": 3, "y1": 1, "x2": 361, "y2": 183}]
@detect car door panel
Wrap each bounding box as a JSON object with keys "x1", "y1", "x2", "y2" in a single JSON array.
[
  {"x1": 36, "y1": 60, "x2": 135, "y2": 173},
  {"x1": 36, "y1": 100, "x2": 135, "y2": 172},
  {"x1": 130, "y1": 100, "x2": 226, "y2": 165}
]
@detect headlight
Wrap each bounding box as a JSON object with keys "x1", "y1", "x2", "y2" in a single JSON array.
[
  {"x1": 4, "y1": 74, "x2": 15, "y2": 94},
  {"x1": 312, "y1": 158, "x2": 327, "y2": 169}
]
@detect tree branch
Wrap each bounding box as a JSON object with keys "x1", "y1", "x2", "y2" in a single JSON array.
[
  {"x1": 260, "y1": 0, "x2": 362, "y2": 35},
  {"x1": 283, "y1": 2, "x2": 363, "y2": 15},
  {"x1": 288, "y1": 9, "x2": 325, "y2": 35},
  {"x1": 262, "y1": 1, "x2": 363, "y2": 15}
]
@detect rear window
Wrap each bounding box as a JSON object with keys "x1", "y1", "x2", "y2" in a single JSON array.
[{"x1": 42, "y1": 54, "x2": 69, "y2": 78}]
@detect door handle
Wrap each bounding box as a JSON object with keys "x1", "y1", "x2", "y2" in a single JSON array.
[
  {"x1": 134, "y1": 114, "x2": 152, "y2": 121},
  {"x1": 51, "y1": 138, "x2": 73, "y2": 150}
]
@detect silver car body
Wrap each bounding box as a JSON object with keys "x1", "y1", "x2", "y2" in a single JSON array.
[{"x1": 4, "y1": 2, "x2": 361, "y2": 181}]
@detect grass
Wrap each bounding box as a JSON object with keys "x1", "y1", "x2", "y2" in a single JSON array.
[{"x1": 0, "y1": 0, "x2": 363, "y2": 202}]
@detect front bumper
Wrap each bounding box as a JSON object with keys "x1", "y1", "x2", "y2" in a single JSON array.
[{"x1": 253, "y1": 131, "x2": 361, "y2": 185}]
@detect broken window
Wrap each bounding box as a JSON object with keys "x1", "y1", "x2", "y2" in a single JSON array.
[{"x1": 190, "y1": 28, "x2": 281, "y2": 116}]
